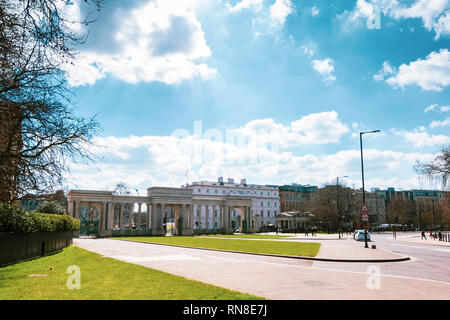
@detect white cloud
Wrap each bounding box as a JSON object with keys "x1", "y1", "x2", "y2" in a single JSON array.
[
  {"x1": 311, "y1": 58, "x2": 337, "y2": 83},
  {"x1": 342, "y1": 0, "x2": 450, "y2": 39},
  {"x1": 65, "y1": 0, "x2": 217, "y2": 86},
  {"x1": 373, "y1": 61, "x2": 395, "y2": 81},
  {"x1": 270, "y1": 0, "x2": 295, "y2": 27},
  {"x1": 430, "y1": 117, "x2": 450, "y2": 128},
  {"x1": 393, "y1": 128, "x2": 450, "y2": 147},
  {"x1": 383, "y1": 49, "x2": 450, "y2": 91},
  {"x1": 311, "y1": 6, "x2": 320, "y2": 17},
  {"x1": 226, "y1": 0, "x2": 263, "y2": 12},
  {"x1": 302, "y1": 45, "x2": 315, "y2": 57},
  {"x1": 66, "y1": 132, "x2": 437, "y2": 193},
  {"x1": 425, "y1": 104, "x2": 450, "y2": 112},
  {"x1": 424, "y1": 104, "x2": 439, "y2": 112}
]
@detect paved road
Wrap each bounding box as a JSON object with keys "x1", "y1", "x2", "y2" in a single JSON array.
[
  {"x1": 313, "y1": 233, "x2": 450, "y2": 284},
  {"x1": 74, "y1": 237, "x2": 450, "y2": 300}
]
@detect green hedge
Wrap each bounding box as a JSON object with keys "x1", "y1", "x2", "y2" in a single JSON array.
[{"x1": 0, "y1": 203, "x2": 79, "y2": 233}]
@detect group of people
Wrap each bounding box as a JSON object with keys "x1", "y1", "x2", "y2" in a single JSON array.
[
  {"x1": 304, "y1": 227, "x2": 317, "y2": 237},
  {"x1": 421, "y1": 229, "x2": 446, "y2": 241}
]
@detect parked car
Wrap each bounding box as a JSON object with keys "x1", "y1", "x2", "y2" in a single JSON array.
[
  {"x1": 353, "y1": 229, "x2": 364, "y2": 239},
  {"x1": 355, "y1": 230, "x2": 371, "y2": 242}
]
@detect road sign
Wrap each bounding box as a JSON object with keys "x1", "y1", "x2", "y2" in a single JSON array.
[
  {"x1": 361, "y1": 213, "x2": 369, "y2": 221},
  {"x1": 361, "y1": 205, "x2": 369, "y2": 213}
]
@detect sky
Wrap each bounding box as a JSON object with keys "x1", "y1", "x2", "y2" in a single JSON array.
[{"x1": 62, "y1": 0, "x2": 450, "y2": 194}]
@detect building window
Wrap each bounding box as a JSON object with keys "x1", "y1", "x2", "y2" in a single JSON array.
[
  {"x1": 261, "y1": 202, "x2": 263, "y2": 206},
  {"x1": 206, "y1": 189, "x2": 209, "y2": 193},
  {"x1": 197, "y1": 189, "x2": 201, "y2": 193},
  {"x1": 215, "y1": 189, "x2": 218, "y2": 194}
]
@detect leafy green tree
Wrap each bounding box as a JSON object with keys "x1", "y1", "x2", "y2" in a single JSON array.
[{"x1": 36, "y1": 200, "x2": 66, "y2": 215}]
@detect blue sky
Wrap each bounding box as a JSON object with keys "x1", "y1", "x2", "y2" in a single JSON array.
[{"x1": 63, "y1": 0, "x2": 450, "y2": 193}]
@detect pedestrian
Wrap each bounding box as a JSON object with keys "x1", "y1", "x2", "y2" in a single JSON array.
[
  {"x1": 304, "y1": 228, "x2": 309, "y2": 237},
  {"x1": 438, "y1": 230, "x2": 442, "y2": 241},
  {"x1": 312, "y1": 227, "x2": 316, "y2": 237},
  {"x1": 421, "y1": 230, "x2": 427, "y2": 240}
]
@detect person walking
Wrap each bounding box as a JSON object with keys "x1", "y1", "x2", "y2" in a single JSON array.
[
  {"x1": 438, "y1": 230, "x2": 442, "y2": 241},
  {"x1": 304, "y1": 228, "x2": 309, "y2": 237},
  {"x1": 430, "y1": 230, "x2": 434, "y2": 240},
  {"x1": 421, "y1": 230, "x2": 427, "y2": 240}
]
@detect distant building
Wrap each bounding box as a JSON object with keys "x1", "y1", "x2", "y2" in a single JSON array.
[
  {"x1": 184, "y1": 177, "x2": 280, "y2": 231},
  {"x1": 277, "y1": 184, "x2": 318, "y2": 213},
  {"x1": 19, "y1": 190, "x2": 67, "y2": 211}
]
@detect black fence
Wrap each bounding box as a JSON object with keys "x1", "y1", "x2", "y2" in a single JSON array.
[{"x1": 0, "y1": 231, "x2": 73, "y2": 267}]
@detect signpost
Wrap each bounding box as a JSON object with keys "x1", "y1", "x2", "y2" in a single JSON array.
[{"x1": 361, "y1": 205, "x2": 369, "y2": 248}]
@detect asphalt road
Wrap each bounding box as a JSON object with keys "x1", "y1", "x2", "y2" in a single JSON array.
[
  {"x1": 74, "y1": 236, "x2": 450, "y2": 300},
  {"x1": 313, "y1": 233, "x2": 450, "y2": 284}
]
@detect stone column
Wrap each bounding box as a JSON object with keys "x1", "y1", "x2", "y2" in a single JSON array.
[
  {"x1": 152, "y1": 203, "x2": 164, "y2": 236},
  {"x1": 223, "y1": 205, "x2": 230, "y2": 234},
  {"x1": 75, "y1": 201, "x2": 80, "y2": 220},
  {"x1": 205, "y1": 205, "x2": 210, "y2": 230},
  {"x1": 119, "y1": 203, "x2": 124, "y2": 229},
  {"x1": 212, "y1": 206, "x2": 216, "y2": 231},
  {"x1": 188, "y1": 205, "x2": 194, "y2": 231},
  {"x1": 147, "y1": 203, "x2": 151, "y2": 230},
  {"x1": 137, "y1": 203, "x2": 142, "y2": 230},
  {"x1": 108, "y1": 202, "x2": 114, "y2": 230},
  {"x1": 100, "y1": 202, "x2": 106, "y2": 232},
  {"x1": 67, "y1": 201, "x2": 73, "y2": 217},
  {"x1": 161, "y1": 203, "x2": 165, "y2": 233},
  {"x1": 129, "y1": 203, "x2": 134, "y2": 228},
  {"x1": 196, "y1": 206, "x2": 201, "y2": 229}
]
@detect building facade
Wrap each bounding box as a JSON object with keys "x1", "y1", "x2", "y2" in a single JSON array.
[
  {"x1": 277, "y1": 184, "x2": 318, "y2": 213},
  {"x1": 67, "y1": 186, "x2": 253, "y2": 237},
  {"x1": 184, "y1": 177, "x2": 280, "y2": 232}
]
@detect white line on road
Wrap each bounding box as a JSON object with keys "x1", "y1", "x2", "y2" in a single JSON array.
[{"x1": 102, "y1": 254, "x2": 202, "y2": 262}]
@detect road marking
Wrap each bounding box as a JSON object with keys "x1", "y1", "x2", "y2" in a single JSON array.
[
  {"x1": 432, "y1": 248, "x2": 450, "y2": 253},
  {"x1": 105, "y1": 254, "x2": 201, "y2": 262}
]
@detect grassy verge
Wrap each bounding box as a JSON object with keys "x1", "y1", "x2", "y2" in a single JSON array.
[
  {"x1": 0, "y1": 246, "x2": 262, "y2": 300},
  {"x1": 199, "y1": 234, "x2": 293, "y2": 239},
  {"x1": 113, "y1": 237, "x2": 321, "y2": 257}
]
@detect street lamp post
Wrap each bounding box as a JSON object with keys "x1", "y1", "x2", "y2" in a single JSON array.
[
  {"x1": 360, "y1": 130, "x2": 380, "y2": 248},
  {"x1": 336, "y1": 176, "x2": 348, "y2": 239}
]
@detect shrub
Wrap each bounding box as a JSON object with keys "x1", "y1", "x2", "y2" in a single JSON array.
[
  {"x1": 35, "y1": 200, "x2": 67, "y2": 215},
  {"x1": 0, "y1": 203, "x2": 79, "y2": 233}
]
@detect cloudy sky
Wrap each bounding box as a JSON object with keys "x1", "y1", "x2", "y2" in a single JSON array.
[{"x1": 63, "y1": 0, "x2": 450, "y2": 194}]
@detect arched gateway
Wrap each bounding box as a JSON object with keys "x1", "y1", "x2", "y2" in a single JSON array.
[{"x1": 67, "y1": 187, "x2": 253, "y2": 237}]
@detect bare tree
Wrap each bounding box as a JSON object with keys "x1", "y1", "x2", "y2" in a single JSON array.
[
  {"x1": 113, "y1": 182, "x2": 131, "y2": 196},
  {"x1": 415, "y1": 146, "x2": 450, "y2": 190},
  {"x1": 0, "y1": 0, "x2": 103, "y2": 203}
]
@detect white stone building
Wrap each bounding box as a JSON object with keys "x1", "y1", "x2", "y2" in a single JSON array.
[{"x1": 184, "y1": 177, "x2": 280, "y2": 232}]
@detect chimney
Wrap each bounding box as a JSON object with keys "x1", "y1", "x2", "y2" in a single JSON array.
[
  {"x1": 228, "y1": 178, "x2": 234, "y2": 184},
  {"x1": 241, "y1": 178, "x2": 247, "y2": 185},
  {"x1": 218, "y1": 177, "x2": 224, "y2": 183}
]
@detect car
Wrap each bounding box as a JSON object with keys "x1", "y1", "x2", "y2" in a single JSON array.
[
  {"x1": 355, "y1": 230, "x2": 371, "y2": 242},
  {"x1": 353, "y1": 229, "x2": 364, "y2": 239}
]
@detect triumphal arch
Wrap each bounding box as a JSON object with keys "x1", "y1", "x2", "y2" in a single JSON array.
[{"x1": 67, "y1": 187, "x2": 253, "y2": 237}]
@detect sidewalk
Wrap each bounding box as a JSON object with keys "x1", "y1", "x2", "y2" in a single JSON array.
[
  {"x1": 314, "y1": 240, "x2": 409, "y2": 262},
  {"x1": 394, "y1": 233, "x2": 450, "y2": 247}
]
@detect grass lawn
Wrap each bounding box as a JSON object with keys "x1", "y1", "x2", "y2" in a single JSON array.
[
  {"x1": 0, "y1": 246, "x2": 262, "y2": 300},
  {"x1": 113, "y1": 237, "x2": 321, "y2": 257},
  {"x1": 199, "y1": 234, "x2": 293, "y2": 239}
]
